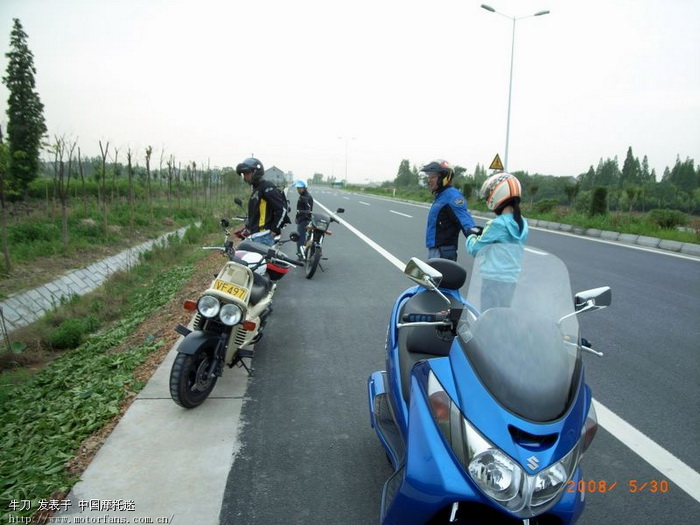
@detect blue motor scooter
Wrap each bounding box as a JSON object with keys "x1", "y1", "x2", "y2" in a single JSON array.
[{"x1": 368, "y1": 246, "x2": 611, "y2": 524}]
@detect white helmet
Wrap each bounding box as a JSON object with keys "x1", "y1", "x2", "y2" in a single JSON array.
[{"x1": 480, "y1": 172, "x2": 522, "y2": 211}]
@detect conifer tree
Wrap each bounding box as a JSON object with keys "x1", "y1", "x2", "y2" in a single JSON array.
[{"x1": 2, "y1": 19, "x2": 47, "y2": 196}]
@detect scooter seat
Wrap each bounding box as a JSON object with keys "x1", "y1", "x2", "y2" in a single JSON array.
[
  {"x1": 397, "y1": 291, "x2": 463, "y2": 402},
  {"x1": 249, "y1": 272, "x2": 272, "y2": 305},
  {"x1": 426, "y1": 258, "x2": 467, "y2": 290}
]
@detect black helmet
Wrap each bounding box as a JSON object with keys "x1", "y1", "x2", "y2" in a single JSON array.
[
  {"x1": 236, "y1": 157, "x2": 264, "y2": 183},
  {"x1": 420, "y1": 159, "x2": 454, "y2": 193}
]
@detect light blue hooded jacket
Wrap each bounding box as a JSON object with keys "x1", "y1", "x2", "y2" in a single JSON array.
[{"x1": 466, "y1": 212, "x2": 529, "y2": 283}]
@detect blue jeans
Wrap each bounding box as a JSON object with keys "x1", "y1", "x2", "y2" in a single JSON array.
[
  {"x1": 251, "y1": 232, "x2": 275, "y2": 247},
  {"x1": 296, "y1": 221, "x2": 309, "y2": 253},
  {"x1": 428, "y1": 245, "x2": 457, "y2": 261}
]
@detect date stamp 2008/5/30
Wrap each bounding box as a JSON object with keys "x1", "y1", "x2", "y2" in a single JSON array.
[{"x1": 567, "y1": 479, "x2": 670, "y2": 494}]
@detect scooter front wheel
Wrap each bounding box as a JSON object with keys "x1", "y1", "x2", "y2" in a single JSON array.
[
  {"x1": 305, "y1": 245, "x2": 321, "y2": 279},
  {"x1": 169, "y1": 348, "x2": 218, "y2": 408}
]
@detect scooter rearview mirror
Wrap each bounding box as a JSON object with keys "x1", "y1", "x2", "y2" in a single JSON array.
[{"x1": 404, "y1": 258, "x2": 443, "y2": 289}]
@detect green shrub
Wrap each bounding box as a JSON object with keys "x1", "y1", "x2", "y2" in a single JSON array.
[
  {"x1": 9, "y1": 222, "x2": 59, "y2": 244},
  {"x1": 532, "y1": 199, "x2": 559, "y2": 214},
  {"x1": 589, "y1": 187, "x2": 608, "y2": 217},
  {"x1": 48, "y1": 315, "x2": 99, "y2": 350},
  {"x1": 646, "y1": 209, "x2": 689, "y2": 229}
]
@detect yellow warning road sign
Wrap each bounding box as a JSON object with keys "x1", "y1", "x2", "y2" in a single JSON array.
[{"x1": 489, "y1": 154, "x2": 504, "y2": 171}]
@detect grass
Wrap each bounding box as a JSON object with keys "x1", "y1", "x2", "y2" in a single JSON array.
[
  {"x1": 0, "y1": 222, "x2": 217, "y2": 522},
  {"x1": 0, "y1": 194, "x2": 246, "y2": 298}
]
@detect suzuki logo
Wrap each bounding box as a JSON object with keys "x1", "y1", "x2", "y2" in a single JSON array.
[{"x1": 527, "y1": 456, "x2": 539, "y2": 470}]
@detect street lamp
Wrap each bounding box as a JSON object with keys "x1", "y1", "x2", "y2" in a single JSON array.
[
  {"x1": 338, "y1": 136, "x2": 355, "y2": 185},
  {"x1": 481, "y1": 4, "x2": 550, "y2": 172}
]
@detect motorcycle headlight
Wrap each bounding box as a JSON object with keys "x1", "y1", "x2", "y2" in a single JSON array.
[
  {"x1": 219, "y1": 304, "x2": 243, "y2": 326},
  {"x1": 531, "y1": 454, "x2": 572, "y2": 507},
  {"x1": 469, "y1": 449, "x2": 522, "y2": 503},
  {"x1": 198, "y1": 295, "x2": 220, "y2": 318}
]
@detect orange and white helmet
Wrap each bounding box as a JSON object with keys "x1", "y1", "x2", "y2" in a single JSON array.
[{"x1": 480, "y1": 172, "x2": 522, "y2": 211}]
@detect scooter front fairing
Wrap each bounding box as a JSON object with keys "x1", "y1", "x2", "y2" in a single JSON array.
[{"x1": 376, "y1": 349, "x2": 590, "y2": 524}]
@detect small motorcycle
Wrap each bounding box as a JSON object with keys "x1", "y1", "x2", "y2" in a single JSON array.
[
  {"x1": 299, "y1": 207, "x2": 345, "y2": 279},
  {"x1": 169, "y1": 220, "x2": 302, "y2": 408},
  {"x1": 368, "y1": 245, "x2": 611, "y2": 524}
]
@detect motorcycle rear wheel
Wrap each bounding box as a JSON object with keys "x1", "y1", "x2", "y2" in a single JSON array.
[
  {"x1": 169, "y1": 348, "x2": 218, "y2": 408},
  {"x1": 305, "y1": 245, "x2": 321, "y2": 279}
]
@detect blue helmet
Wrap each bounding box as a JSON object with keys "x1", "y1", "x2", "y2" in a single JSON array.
[{"x1": 292, "y1": 179, "x2": 307, "y2": 188}]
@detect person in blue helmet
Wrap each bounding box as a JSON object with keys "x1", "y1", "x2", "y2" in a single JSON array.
[
  {"x1": 292, "y1": 179, "x2": 314, "y2": 260},
  {"x1": 467, "y1": 172, "x2": 529, "y2": 309},
  {"x1": 423, "y1": 159, "x2": 476, "y2": 261}
]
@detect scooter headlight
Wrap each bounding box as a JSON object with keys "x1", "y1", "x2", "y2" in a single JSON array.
[
  {"x1": 198, "y1": 295, "x2": 220, "y2": 318},
  {"x1": 219, "y1": 304, "x2": 243, "y2": 326},
  {"x1": 531, "y1": 456, "x2": 571, "y2": 507},
  {"x1": 469, "y1": 450, "x2": 522, "y2": 502}
]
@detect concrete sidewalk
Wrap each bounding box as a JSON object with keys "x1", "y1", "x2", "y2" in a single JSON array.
[{"x1": 55, "y1": 339, "x2": 250, "y2": 525}]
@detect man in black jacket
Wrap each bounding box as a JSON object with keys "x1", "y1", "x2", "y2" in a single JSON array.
[
  {"x1": 235, "y1": 157, "x2": 288, "y2": 246},
  {"x1": 292, "y1": 179, "x2": 313, "y2": 259}
]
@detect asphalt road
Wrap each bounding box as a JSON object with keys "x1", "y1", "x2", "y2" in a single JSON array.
[{"x1": 219, "y1": 188, "x2": 700, "y2": 525}]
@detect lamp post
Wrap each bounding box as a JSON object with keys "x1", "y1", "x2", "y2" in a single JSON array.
[
  {"x1": 338, "y1": 136, "x2": 355, "y2": 185},
  {"x1": 481, "y1": 4, "x2": 549, "y2": 172}
]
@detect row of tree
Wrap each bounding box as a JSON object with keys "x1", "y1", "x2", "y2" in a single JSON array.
[{"x1": 383, "y1": 149, "x2": 699, "y2": 215}]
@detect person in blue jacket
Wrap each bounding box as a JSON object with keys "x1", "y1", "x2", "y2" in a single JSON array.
[
  {"x1": 423, "y1": 160, "x2": 475, "y2": 261},
  {"x1": 467, "y1": 172, "x2": 528, "y2": 310}
]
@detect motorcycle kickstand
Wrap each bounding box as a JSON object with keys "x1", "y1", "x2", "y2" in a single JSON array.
[{"x1": 232, "y1": 348, "x2": 255, "y2": 376}]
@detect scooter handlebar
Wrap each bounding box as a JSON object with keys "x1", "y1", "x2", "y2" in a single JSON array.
[
  {"x1": 271, "y1": 251, "x2": 304, "y2": 267},
  {"x1": 401, "y1": 312, "x2": 447, "y2": 323}
]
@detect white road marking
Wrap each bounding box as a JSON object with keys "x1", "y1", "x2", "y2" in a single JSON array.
[
  {"x1": 315, "y1": 197, "x2": 700, "y2": 504},
  {"x1": 593, "y1": 400, "x2": 700, "y2": 503},
  {"x1": 359, "y1": 201, "x2": 371, "y2": 206},
  {"x1": 390, "y1": 210, "x2": 413, "y2": 218}
]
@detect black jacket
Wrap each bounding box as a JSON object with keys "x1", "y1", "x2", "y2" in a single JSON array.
[
  {"x1": 295, "y1": 189, "x2": 314, "y2": 224},
  {"x1": 246, "y1": 179, "x2": 288, "y2": 234}
]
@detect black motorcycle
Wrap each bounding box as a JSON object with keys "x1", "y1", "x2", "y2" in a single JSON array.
[{"x1": 296, "y1": 208, "x2": 344, "y2": 279}]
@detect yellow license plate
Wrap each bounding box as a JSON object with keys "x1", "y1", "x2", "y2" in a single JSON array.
[{"x1": 213, "y1": 279, "x2": 247, "y2": 300}]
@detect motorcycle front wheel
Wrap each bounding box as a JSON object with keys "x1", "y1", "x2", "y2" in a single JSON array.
[
  {"x1": 169, "y1": 347, "x2": 219, "y2": 408},
  {"x1": 305, "y1": 245, "x2": 322, "y2": 279}
]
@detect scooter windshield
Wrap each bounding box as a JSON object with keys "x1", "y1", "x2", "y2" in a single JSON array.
[{"x1": 457, "y1": 245, "x2": 581, "y2": 422}]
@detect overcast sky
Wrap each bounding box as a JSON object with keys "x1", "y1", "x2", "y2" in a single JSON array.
[{"x1": 1, "y1": 0, "x2": 699, "y2": 184}]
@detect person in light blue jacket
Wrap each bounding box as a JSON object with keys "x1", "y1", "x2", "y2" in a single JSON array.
[{"x1": 467, "y1": 172, "x2": 528, "y2": 310}]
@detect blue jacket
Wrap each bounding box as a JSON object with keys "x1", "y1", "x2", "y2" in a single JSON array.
[
  {"x1": 426, "y1": 186, "x2": 475, "y2": 248},
  {"x1": 466, "y1": 212, "x2": 529, "y2": 282}
]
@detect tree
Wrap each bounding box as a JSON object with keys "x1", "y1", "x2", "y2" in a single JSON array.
[
  {"x1": 0, "y1": 127, "x2": 10, "y2": 273},
  {"x1": 2, "y1": 19, "x2": 47, "y2": 197},
  {"x1": 98, "y1": 140, "x2": 109, "y2": 233},
  {"x1": 590, "y1": 187, "x2": 608, "y2": 216},
  {"x1": 564, "y1": 183, "x2": 580, "y2": 206},
  {"x1": 620, "y1": 146, "x2": 641, "y2": 187},
  {"x1": 595, "y1": 157, "x2": 620, "y2": 187},
  {"x1": 394, "y1": 159, "x2": 418, "y2": 187},
  {"x1": 51, "y1": 135, "x2": 76, "y2": 250}
]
